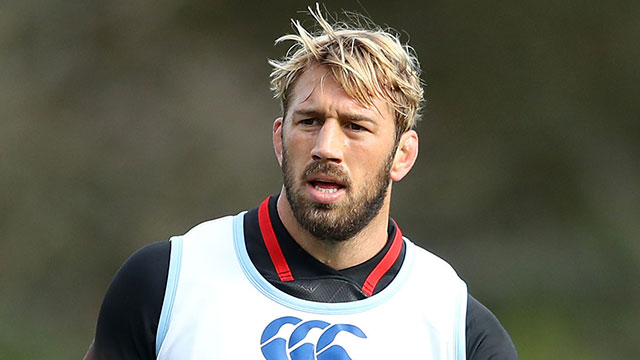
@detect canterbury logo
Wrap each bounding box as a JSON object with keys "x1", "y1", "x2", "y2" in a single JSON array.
[{"x1": 260, "y1": 316, "x2": 367, "y2": 360}]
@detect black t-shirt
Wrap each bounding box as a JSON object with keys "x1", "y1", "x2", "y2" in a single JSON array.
[{"x1": 93, "y1": 196, "x2": 518, "y2": 359}]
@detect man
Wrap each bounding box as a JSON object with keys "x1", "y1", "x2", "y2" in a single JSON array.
[{"x1": 85, "y1": 6, "x2": 517, "y2": 359}]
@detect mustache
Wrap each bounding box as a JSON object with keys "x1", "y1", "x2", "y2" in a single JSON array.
[{"x1": 302, "y1": 161, "x2": 351, "y2": 187}]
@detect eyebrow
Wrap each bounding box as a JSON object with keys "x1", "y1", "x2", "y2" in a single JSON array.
[{"x1": 292, "y1": 109, "x2": 376, "y2": 124}]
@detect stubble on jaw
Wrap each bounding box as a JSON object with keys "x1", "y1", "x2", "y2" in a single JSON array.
[{"x1": 281, "y1": 145, "x2": 394, "y2": 243}]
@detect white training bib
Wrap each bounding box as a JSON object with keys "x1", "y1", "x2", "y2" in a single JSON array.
[{"x1": 156, "y1": 212, "x2": 467, "y2": 360}]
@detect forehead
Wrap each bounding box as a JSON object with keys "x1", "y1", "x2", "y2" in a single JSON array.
[{"x1": 286, "y1": 65, "x2": 394, "y2": 122}]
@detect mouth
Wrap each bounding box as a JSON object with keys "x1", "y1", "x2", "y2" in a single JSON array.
[
  {"x1": 305, "y1": 175, "x2": 347, "y2": 203},
  {"x1": 309, "y1": 179, "x2": 346, "y2": 193}
]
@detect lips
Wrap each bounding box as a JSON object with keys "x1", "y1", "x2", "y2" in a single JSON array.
[
  {"x1": 300, "y1": 161, "x2": 350, "y2": 204},
  {"x1": 308, "y1": 176, "x2": 345, "y2": 192},
  {"x1": 310, "y1": 182, "x2": 342, "y2": 194},
  {"x1": 305, "y1": 174, "x2": 348, "y2": 204}
]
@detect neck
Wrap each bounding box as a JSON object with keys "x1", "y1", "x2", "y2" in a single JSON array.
[{"x1": 276, "y1": 187, "x2": 392, "y2": 270}]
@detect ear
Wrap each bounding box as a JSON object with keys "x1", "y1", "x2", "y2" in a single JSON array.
[
  {"x1": 273, "y1": 117, "x2": 284, "y2": 167},
  {"x1": 390, "y1": 130, "x2": 419, "y2": 181}
]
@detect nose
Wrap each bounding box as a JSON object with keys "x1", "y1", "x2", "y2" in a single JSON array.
[{"x1": 310, "y1": 120, "x2": 344, "y2": 163}]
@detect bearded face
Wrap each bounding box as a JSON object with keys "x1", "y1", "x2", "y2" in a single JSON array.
[{"x1": 281, "y1": 144, "x2": 394, "y2": 242}]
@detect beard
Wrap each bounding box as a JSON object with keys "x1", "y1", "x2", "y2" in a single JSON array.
[{"x1": 282, "y1": 146, "x2": 394, "y2": 242}]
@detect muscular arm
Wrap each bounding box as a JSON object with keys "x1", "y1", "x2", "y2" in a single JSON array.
[{"x1": 86, "y1": 242, "x2": 170, "y2": 360}]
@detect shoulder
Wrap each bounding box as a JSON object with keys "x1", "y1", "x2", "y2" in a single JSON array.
[
  {"x1": 118, "y1": 241, "x2": 171, "y2": 282},
  {"x1": 98, "y1": 241, "x2": 171, "y2": 310},
  {"x1": 93, "y1": 241, "x2": 171, "y2": 360},
  {"x1": 103, "y1": 242, "x2": 171, "y2": 298},
  {"x1": 408, "y1": 239, "x2": 458, "y2": 272},
  {"x1": 178, "y1": 214, "x2": 239, "y2": 243},
  {"x1": 406, "y1": 239, "x2": 465, "y2": 289},
  {"x1": 405, "y1": 240, "x2": 518, "y2": 358},
  {"x1": 466, "y1": 294, "x2": 518, "y2": 359}
]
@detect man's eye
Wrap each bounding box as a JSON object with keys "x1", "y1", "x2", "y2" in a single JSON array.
[
  {"x1": 300, "y1": 119, "x2": 317, "y2": 126},
  {"x1": 348, "y1": 123, "x2": 366, "y2": 131}
]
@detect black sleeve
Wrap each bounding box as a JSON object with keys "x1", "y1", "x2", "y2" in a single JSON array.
[
  {"x1": 466, "y1": 294, "x2": 518, "y2": 359},
  {"x1": 93, "y1": 241, "x2": 171, "y2": 360}
]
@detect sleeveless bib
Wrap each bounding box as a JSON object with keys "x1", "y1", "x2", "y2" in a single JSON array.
[{"x1": 156, "y1": 212, "x2": 467, "y2": 360}]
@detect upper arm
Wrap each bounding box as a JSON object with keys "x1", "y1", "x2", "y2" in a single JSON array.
[
  {"x1": 91, "y1": 241, "x2": 171, "y2": 360},
  {"x1": 466, "y1": 294, "x2": 518, "y2": 360}
]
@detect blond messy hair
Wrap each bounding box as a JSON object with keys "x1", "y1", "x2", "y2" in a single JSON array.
[{"x1": 269, "y1": 4, "x2": 424, "y2": 135}]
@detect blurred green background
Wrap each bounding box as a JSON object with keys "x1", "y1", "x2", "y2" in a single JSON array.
[{"x1": 1, "y1": 0, "x2": 638, "y2": 358}]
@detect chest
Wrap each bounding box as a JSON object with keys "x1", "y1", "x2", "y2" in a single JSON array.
[{"x1": 156, "y1": 214, "x2": 466, "y2": 360}]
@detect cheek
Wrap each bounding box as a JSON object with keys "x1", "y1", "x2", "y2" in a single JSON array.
[
  {"x1": 285, "y1": 134, "x2": 315, "y2": 159},
  {"x1": 348, "y1": 146, "x2": 391, "y2": 176},
  {"x1": 282, "y1": 137, "x2": 310, "y2": 168}
]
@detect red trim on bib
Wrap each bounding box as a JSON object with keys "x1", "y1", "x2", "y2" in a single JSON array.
[
  {"x1": 258, "y1": 197, "x2": 294, "y2": 282},
  {"x1": 361, "y1": 220, "x2": 403, "y2": 296}
]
